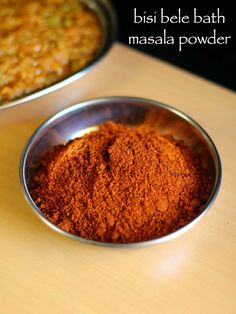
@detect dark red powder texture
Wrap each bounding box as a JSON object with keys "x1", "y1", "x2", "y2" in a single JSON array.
[{"x1": 30, "y1": 121, "x2": 213, "y2": 243}]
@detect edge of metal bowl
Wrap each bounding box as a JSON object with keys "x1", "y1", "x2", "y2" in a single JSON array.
[
  {"x1": 0, "y1": 0, "x2": 117, "y2": 111},
  {"x1": 19, "y1": 96, "x2": 222, "y2": 247}
]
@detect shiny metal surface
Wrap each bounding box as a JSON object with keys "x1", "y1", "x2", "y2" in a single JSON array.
[
  {"x1": 0, "y1": 0, "x2": 117, "y2": 111},
  {"x1": 20, "y1": 96, "x2": 222, "y2": 247}
]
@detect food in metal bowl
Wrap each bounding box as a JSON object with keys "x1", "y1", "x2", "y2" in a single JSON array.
[
  {"x1": 0, "y1": 0, "x2": 102, "y2": 105},
  {"x1": 20, "y1": 97, "x2": 221, "y2": 246}
]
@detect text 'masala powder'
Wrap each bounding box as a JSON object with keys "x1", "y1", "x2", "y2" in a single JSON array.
[{"x1": 31, "y1": 121, "x2": 213, "y2": 243}]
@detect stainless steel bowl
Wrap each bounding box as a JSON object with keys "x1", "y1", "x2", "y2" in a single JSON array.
[
  {"x1": 0, "y1": 0, "x2": 117, "y2": 112},
  {"x1": 20, "y1": 96, "x2": 222, "y2": 247}
]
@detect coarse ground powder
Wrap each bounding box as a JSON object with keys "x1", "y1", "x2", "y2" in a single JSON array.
[{"x1": 31, "y1": 121, "x2": 213, "y2": 243}]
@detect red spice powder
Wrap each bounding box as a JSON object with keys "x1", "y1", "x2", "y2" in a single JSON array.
[{"x1": 30, "y1": 121, "x2": 213, "y2": 243}]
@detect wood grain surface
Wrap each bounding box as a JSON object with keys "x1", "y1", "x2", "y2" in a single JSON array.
[{"x1": 0, "y1": 43, "x2": 235, "y2": 314}]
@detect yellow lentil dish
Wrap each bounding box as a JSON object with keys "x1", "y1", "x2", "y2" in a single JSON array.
[{"x1": 0, "y1": 0, "x2": 102, "y2": 105}]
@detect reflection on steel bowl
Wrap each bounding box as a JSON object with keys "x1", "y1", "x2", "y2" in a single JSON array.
[{"x1": 0, "y1": 0, "x2": 117, "y2": 109}]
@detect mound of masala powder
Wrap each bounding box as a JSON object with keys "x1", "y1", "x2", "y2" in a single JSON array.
[{"x1": 30, "y1": 121, "x2": 213, "y2": 243}]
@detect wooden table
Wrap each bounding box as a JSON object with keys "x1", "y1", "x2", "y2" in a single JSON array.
[{"x1": 1, "y1": 43, "x2": 235, "y2": 314}]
